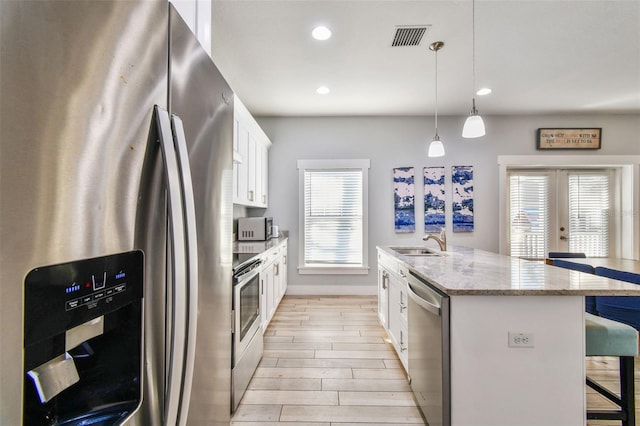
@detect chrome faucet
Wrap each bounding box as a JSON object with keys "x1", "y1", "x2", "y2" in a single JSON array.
[{"x1": 423, "y1": 227, "x2": 447, "y2": 251}]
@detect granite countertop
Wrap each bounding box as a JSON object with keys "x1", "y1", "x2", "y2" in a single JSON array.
[{"x1": 377, "y1": 245, "x2": 640, "y2": 296}]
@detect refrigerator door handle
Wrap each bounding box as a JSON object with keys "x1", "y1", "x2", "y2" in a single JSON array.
[
  {"x1": 170, "y1": 114, "x2": 199, "y2": 426},
  {"x1": 154, "y1": 106, "x2": 188, "y2": 426}
]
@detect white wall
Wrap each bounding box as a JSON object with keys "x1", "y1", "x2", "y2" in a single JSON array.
[{"x1": 258, "y1": 114, "x2": 640, "y2": 293}]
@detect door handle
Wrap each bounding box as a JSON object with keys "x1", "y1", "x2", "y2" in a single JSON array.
[
  {"x1": 170, "y1": 113, "x2": 199, "y2": 426},
  {"x1": 154, "y1": 106, "x2": 187, "y2": 426},
  {"x1": 406, "y1": 281, "x2": 442, "y2": 316},
  {"x1": 559, "y1": 235, "x2": 568, "y2": 241}
]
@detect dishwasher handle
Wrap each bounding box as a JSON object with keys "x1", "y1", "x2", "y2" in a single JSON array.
[{"x1": 406, "y1": 280, "x2": 442, "y2": 316}]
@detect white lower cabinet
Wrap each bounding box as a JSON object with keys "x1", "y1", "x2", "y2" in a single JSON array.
[
  {"x1": 277, "y1": 241, "x2": 288, "y2": 303},
  {"x1": 377, "y1": 265, "x2": 389, "y2": 328},
  {"x1": 377, "y1": 250, "x2": 409, "y2": 370},
  {"x1": 260, "y1": 241, "x2": 288, "y2": 331}
]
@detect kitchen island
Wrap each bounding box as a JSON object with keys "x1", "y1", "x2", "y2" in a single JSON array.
[{"x1": 377, "y1": 245, "x2": 640, "y2": 426}]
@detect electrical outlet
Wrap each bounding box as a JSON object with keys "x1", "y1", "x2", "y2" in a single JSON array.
[{"x1": 508, "y1": 332, "x2": 535, "y2": 348}]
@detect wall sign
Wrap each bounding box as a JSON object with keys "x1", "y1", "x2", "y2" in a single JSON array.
[{"x1": 537, "y1": 128, "x2": 602, "y2": 150}]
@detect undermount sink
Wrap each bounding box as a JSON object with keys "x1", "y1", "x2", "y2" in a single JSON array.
[{"x1": 389, "y1": 246, "x2": 442, "y2": 256}]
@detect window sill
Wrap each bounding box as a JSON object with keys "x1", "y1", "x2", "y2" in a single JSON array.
[{"x1": 298, "y1": 266, "x2": 370, "y2": 275}]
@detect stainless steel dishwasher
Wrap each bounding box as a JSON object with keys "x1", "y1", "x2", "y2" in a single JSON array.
[{"x1": 407, "y1": 270, "x2": 450, "y2": 426}]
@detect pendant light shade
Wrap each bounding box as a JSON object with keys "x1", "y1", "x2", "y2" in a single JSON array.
[
  {"x1": 428, "y1": 41, "x2": 445, "y2": 158},
  {"x1": 428, "y1": 138, "x2": 445, "y2": 157},
  {"x1": 462, "y1": 0, "x2": 486, "y2": 138},
  {"x1": 462, "y1": 99, "x2": 486, "y2": 138}
]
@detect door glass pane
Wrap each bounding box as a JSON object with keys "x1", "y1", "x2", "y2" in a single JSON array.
[
  {"x1": 568, "y1": 174, "x2": 609, "y2": 257},
  {"x1": 509, "y1": 175, "x2": 549, "y2": 259}
]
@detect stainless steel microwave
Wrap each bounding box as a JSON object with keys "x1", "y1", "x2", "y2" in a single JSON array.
[{"x1": 238, "y1": 217, "x2": 273, "y2": 241}]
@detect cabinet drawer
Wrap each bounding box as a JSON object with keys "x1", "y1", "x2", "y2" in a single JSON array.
[{"x1": 378, "y1": 251, "x2": 398, "y2": 272}]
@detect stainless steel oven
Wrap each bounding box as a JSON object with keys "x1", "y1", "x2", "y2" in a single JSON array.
[{"x1": 231, "y1": 257, "x2": 263, "y2": 411}]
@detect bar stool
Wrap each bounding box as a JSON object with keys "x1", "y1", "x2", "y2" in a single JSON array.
[
  {"x1": 588, "y1": 267, "x2": 640, "y2": 425},
  {"x1": 585, "y1": 313, "x2": 638, "y2": 425}
]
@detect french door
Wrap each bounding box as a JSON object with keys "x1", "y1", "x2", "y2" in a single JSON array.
[{"x1": 508, "y1": 169, "x2": 615, "y2": 259}]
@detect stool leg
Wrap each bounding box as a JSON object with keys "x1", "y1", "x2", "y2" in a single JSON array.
[{"x1": 620, "y1": 356, "x2": 635, "y2": 426}]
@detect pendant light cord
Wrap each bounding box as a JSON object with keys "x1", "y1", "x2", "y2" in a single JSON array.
[
  {"x1": 434, "y1": 47, "x2": 439, "y2": 136},
  {"x1": 472, "y1": 0, "x2": 476, "y2": 96}
]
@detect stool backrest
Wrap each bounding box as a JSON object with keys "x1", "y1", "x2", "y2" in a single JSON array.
[
  {"x1": 550, "y1": 259, "x2": 596, "y2": 314},
  {"x1": 548, "y1": 252, "x2": 586, "y2": 258},
  {"x1": 594, "y1": 267, "x2": 640, "y2": 331},
  {"x1": 594, "y1": 267, "x2": 640, "y2": 285},
  {"x1": 552, "y1": 259, "x2": 595, "y2": 274}
]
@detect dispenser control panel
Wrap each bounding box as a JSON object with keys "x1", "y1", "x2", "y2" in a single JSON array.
[
  {"x1": 24, "y1": 250, "x2": 144, "y2": 348},
  {"x1": 63, "y1": 272, "x2": 128, "y2": 312}
]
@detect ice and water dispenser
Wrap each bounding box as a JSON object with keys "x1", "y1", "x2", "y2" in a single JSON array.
[{"x1": 23, "y1": 251, "x2": 144, "y2": 425}]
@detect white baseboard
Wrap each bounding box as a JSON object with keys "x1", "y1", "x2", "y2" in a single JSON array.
[{"x1": 285, "y1": 284, "x2": 377, "y2": 296}]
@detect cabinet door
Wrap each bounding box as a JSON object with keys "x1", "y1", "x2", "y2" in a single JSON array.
[
  {"x1": 271, "y1": 261, "x2": 279, "y2": 318},
  {"x1": 260, "y1": 271, "x2": 266, "y2": 330},
  {"x1": 398, "y1": 270, "x2": 409, "y2": 323},
  {"x1": 233, "y1": 96, "x2": 269, "y2": 207},
  {"x1": 234, "y1": 118, "x2": 250, "y2": 204},
  {"x1": 387, "y1": 275, "x2": 400, "y2": 344},
  {"x1": 247, "y1": 134, "x2": 257, "y2": 204},
  {"x1": 249, "y1": 134, "x2": 269, "y2": 208},
  {"x1": 280, "y1": 244, "x2": 287, "y2": 297},
  {"x1": 388, "y1": 274, "x2": 408, "y2": 364},
  {"x1": 260, "y1": 265, "x2": 274, "y2": 330},
  {"x1": 259, "y1": 138, "x2": 269, "y2": 206},
  {"x1": 171, "y1": 0, "x2": 212, "y2": 56},
  {"x1": 377, "y1": 266, "x2": 389, "y2": 328}
]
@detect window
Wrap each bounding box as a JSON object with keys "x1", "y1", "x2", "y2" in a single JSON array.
[
  {"x1": 507, "y1": 168, "x2": 614, "y2": 259},
  {"x1": 298, "y1": 159, "x2": 369, "y2": 274}
]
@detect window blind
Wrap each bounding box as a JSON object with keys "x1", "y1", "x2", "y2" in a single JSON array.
[
  {"x1": 304, "y1": 169, "x2": 363, "y2": 265},
  {"x1": 509, "y1": 174, "x2": 549, "y2": 259},
  {"x1": 568, "y1": 173, "x2": 609, "y2": 257}
]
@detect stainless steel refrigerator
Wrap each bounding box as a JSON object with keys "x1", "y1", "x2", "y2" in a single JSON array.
[{"x1": 0, "y1": 2, "x2": 233, "y2": 425}]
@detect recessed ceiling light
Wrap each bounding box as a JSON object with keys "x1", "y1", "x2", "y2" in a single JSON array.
[
  {"x1": 312, "y1": 26, "x2": 332, "y2": 41},
  {"x1": 316, "y1": 86, "x2": 330, "y2": 95},
  {"x1": 476, "y1": 87, "x2": 492, "y2": 96}
]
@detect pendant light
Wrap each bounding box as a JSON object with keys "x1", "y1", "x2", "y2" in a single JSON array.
[
  {"x1": 462, "y1": 0, "x2": 486, "y2": 138},
  {"x1": 428, "y1": 41, "x2": 445, "y2": 158}
]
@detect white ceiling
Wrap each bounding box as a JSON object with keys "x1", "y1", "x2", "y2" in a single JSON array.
[{"x1": 211, "y1": 0, "x2": 640, "y2": 117}]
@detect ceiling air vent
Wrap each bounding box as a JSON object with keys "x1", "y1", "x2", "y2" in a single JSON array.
[{"x1": 391, "y1": 25, "x2": 430, "y2": 47}]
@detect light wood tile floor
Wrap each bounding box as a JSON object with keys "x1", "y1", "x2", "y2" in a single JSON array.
[
  {"x1": 231, "y1": 295, "x2": 424, "y2": 425},
  {"x1": 231, "y1": 295, "x2": 639, "y2": 425}
]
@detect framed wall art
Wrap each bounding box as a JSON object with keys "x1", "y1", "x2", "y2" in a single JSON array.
[
  {"x1": 393, "y1": 167, "x2": 415, "y2": 232},
  {"x1": 424, "y1": 166, "x2": 445, "y2": 232},
  {"x1": 452, "y1": 165, "x2": 474, "y2": 232}
]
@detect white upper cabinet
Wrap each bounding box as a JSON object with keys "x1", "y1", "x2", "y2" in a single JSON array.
[
  {"x1": 170, "y1": 0, "x2": 212, "y2": 57},
  {"x1": 233, "y1": 97, "x2": 271, "y2": 208}
]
